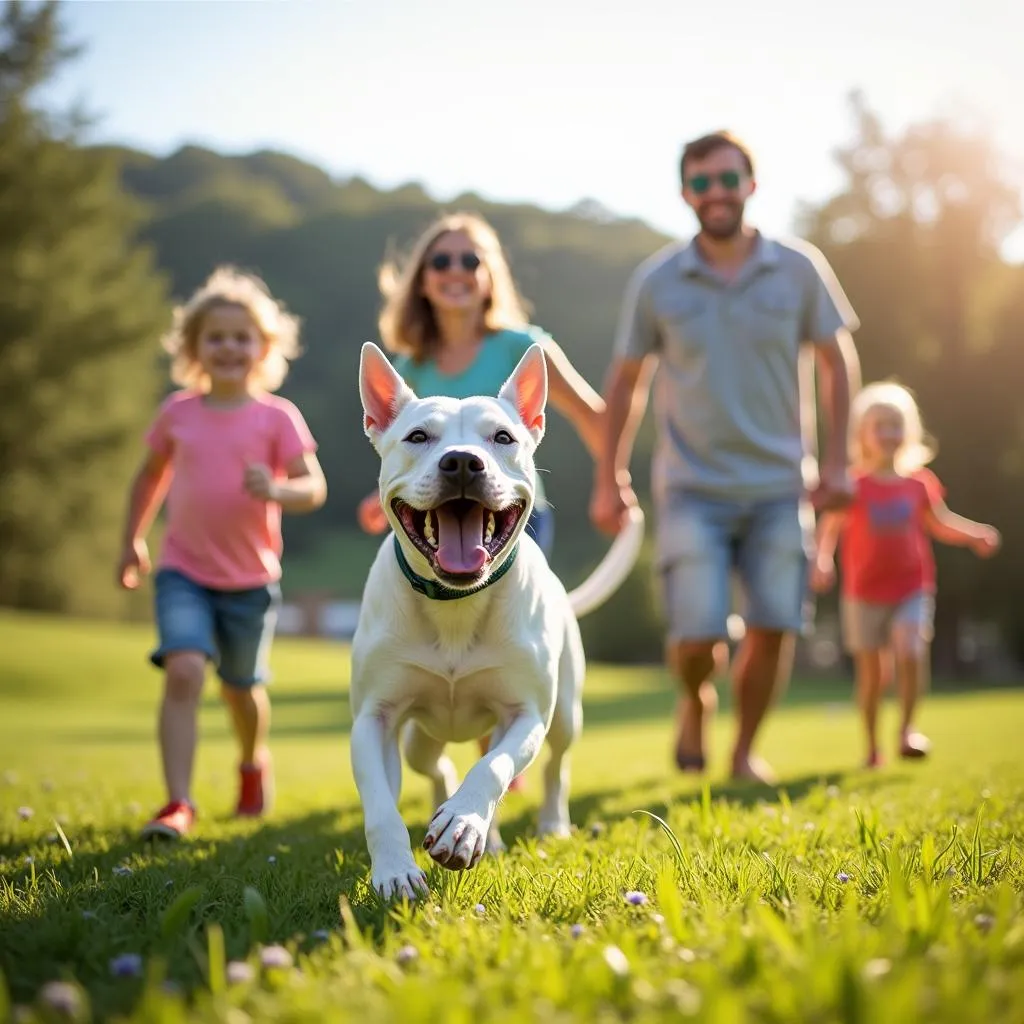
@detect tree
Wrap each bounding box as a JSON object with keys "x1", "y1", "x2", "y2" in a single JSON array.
[
  {"x1": 799, "y1": 91, "x2": 1023, "y2": 673},
  {"x1": 0, "y1": 1, "x2": 169, "y2": 617}
]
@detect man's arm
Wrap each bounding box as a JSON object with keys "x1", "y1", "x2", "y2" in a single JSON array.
[
  {"x1": 812, "y1": 328, "x2": 861, "y2": 481},
  {"x1": 799, "y1": 244, "x2": 862, "y2": 507},
  {"x1": 590, "y1": 262, "x2": 661, "y2": 534},
  {"x1": 595, "y1": 355, "x2": 657, "y2": 490}
]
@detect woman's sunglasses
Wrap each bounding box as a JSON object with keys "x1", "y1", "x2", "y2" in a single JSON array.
[
  {"x1": 427, "y1": 252, "x2": 482, "y2": 273},
  {"x1": 684, "y1": 170, "x2": 744, "y2": 195}
]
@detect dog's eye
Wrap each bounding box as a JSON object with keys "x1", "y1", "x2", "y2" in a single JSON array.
[
  {"x1": 493, "y1": 429, "x2": 516, "y2": 446},
  {"x1": 403, "y1": 429, "x2": 430, "y2": 444}
]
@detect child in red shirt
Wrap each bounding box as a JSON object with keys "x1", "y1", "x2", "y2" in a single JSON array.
[{"x1": 812, "y1": 382, "x2": 999, "y2": 768}]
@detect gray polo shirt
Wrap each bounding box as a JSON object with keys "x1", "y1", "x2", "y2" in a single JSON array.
[{"x1": 615, "y1": 233, "x2": 859, "y2": 504}]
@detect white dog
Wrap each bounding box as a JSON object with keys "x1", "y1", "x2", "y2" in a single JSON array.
[{"x1": 350, "y1": 341, "x2": 643, "y2": 900}]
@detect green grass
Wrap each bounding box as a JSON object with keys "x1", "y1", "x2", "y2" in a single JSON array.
[{"x1": 1, "y1": 609, "x2": 1023, "y2": 1022}]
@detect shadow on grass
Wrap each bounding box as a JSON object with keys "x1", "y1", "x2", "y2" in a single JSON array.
[{"x1": 0, "y1": 806, "x2": 424, "y2": 1014}]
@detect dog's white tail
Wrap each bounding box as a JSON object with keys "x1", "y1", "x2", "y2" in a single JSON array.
[{"x1": 566, "y1": 506, "x2": 646, "y2": 619}]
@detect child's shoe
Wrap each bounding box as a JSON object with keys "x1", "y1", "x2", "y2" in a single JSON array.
[
  {"x1": 236, "y1": 754, "x2": 273, "y2": 817},
  {"x1": 141, "y1": 800, "x2": 195, "y2": 839}
]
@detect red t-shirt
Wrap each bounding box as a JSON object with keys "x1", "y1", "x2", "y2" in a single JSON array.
[{"x1": 839, "y1": 468, "x2": 944, "y2": 603}]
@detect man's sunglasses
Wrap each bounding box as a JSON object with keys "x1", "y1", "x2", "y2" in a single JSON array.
[
  {"x1": 684, "y1": 170, "x2": 744, "y2": 195},
  {"x1": 427, "y1": 252, "x2": 482, "y2": 273}
]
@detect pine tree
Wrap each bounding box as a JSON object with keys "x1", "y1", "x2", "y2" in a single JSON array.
[{"x1": 0, "y1": 1, "x2": 170, "y2": 617}]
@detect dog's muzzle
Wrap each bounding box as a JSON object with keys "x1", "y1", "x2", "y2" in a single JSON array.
[{"x1": 391, "y1": 450, "x2": 527, "y2": 580}]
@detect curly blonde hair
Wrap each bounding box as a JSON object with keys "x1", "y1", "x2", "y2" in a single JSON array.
[
  {"x1": 161, "y1": 266, "x2": 302, "y2": 392},
  {"x1": 850, "y1": 380, "x2": 937, "y2": 475},
  {"x1": 378, "y1": 212, "x2": 531, "y2": 362}
]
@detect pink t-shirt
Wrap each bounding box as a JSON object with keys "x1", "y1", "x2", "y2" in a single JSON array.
[{"x1": 146, "y1": 391, "x2": 318, "y2": 590}]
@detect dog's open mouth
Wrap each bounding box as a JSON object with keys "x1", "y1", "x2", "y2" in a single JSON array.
[{"x1": 392, "y1": 497, "x2": 524, "y2": 578}]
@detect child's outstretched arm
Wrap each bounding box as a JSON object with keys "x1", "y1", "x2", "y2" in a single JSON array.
[
  {"x1": 539, "y1": 338, "x2": 607, "y2": 460},
  {"x1": 922, "y1": 497, "x2": 1001, "y2": 557},
  {"x1": 118, "y1": 449, "x2": 173, "y2": 589},
  {"x1": 810, "y1": 510, "x2": 846, "y2": 592},
  {"x1": 244, "y1": 453, "x2": 327, "y2": 515}
]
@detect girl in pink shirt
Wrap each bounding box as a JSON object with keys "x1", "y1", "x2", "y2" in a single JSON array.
[
  {"x1": 813, "y1": 382, "x2": 999, "y2": 768},
  {"x1": 118, "y1": 266, "x2": 327, "y2": 839}
]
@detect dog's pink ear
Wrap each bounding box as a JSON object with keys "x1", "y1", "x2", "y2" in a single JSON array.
[
  {"x1": 359, "y1": 342, "x2": 415, "y2": 441},
  {"x1": 498, "y1": 343, "x2": 548, "y2": 441}
]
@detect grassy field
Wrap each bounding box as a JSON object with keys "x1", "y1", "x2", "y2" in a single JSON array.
[{"x1": 1, "y1": 609, "x2": 1023, "y2": 1022}]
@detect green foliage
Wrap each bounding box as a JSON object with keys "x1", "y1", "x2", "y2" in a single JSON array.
[
  {"x1": 3, "y1": 4, "x2": 1021, "y2": 667},
  {"x1": 1, "y1": 610, "x2": 1024, "y2": 1021},
  {"x1": 0, "y1": 0, "x2": 169, "y2": 617}
]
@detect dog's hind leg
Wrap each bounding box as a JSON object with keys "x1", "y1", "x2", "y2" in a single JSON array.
[{"x1": 402, "y1": 721, "x2": 459, "y2": 811}]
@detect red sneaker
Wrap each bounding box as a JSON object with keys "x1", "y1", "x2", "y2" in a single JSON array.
[
  {"x1": 141, "y1": 800, "x2": 195, "y2": 839},
  {"x1": 236, "y1": 754, "x2": 273, "y2": 817}
]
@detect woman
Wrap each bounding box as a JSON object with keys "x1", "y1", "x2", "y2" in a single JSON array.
[{"x1": 356, "y1": 211, "x2": 606, "y2": 786}]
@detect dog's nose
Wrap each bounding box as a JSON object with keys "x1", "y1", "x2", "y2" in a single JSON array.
[{"x1": 439, "y1": 450, "x2": 485, "y2": 485}]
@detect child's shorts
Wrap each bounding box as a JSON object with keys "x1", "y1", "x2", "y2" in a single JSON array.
[
  {"x1": 841, "y1": 591, "x2": 935, "y2": 654},
  {"x1": 150, "y1": 568, "x2": 281, "y2": 688}
]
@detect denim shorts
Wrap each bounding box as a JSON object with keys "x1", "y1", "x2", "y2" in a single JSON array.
[
  {"x1": 525, "y1": 504, "x2": 555, "y2": 560},
  {"x1": 658, "y1": 493, "x2": 814, "y2": 641},
  {"x1": 150, "y1": 568, "x2": 281, "y2": 688}
]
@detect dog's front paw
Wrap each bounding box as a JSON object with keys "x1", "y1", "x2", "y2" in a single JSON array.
[
  {"x1": 423, "y1": 803, "x2": 488, "y2": 870},
  {"x1": 371, "y1": 855, "x2": 429, "y2": 901}
]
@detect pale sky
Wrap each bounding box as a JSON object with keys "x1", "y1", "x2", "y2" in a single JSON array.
[{"x1": 44, "y1": 0, "x2": 1023, "y2": 259}]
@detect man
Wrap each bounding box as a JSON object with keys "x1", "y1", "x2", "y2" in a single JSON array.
[{"x1": 590, "y1": 130, "x2": 861, "y2": 782}]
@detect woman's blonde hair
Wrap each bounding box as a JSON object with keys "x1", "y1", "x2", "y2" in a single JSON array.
[
  {"x1": 377, "y1": 211, "x2": 530, "y2": 362},
  {"x1": 849, "y1": 380, "x2": 936, "y2": 475},
  {"x1": 161, "y1": 266, "x2": 302, "y2": 392}
]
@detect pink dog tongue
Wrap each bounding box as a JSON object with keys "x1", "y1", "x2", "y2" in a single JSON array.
[{"x1": 435, "y1": 504, "x2": 487, "y2": 575}]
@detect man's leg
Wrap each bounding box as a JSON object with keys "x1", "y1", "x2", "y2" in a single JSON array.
[
  {"x1": 734, "y1": 497, "x2": 812, "y2": 782},
  {"x1": 659, "y1": 496, "x2": 731, "y2": 771},
  {"x1": 730, "y1": 628, "x2": 793, "y2": 781},
  {"x1": 667, "y1": 640, "x2": 719, "y2": 770}
]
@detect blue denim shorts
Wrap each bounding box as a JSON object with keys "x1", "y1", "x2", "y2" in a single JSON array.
[
  {"x1": 525, "y1": 504, "x2": 555, "y2": 560},
  {"x1": 657, "y1": 493, "x2": 814, "y2": 641},
  {"x1": 150, "y1": 568, "x2": 281, "y2": 688}
]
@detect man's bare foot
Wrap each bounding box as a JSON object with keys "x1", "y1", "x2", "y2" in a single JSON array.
[
  {"x1": 864, "y1": 750, "x2": 884, "y2": 769},
  {"x1": 730, "y1": 753, "x2": 776, "y2": 784},
  {"x1": 674, "y1": 682, "x2": 718, "y2": 772}
]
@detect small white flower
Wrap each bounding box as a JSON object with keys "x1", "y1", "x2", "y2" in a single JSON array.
[
  {"x1": 863, "y1": 958, "x2": 892, "y2": 981},
  {"x1": 603, "y1": 945, "x2": 630, "y2": 977},
  {"x1": 39, "y1": 981, "x2": 82, "y2": 1014},
  {"x1": 396, "y1": 944, "x2": 419, "y2": 965},
  {"x1": 227, "y1": 961, "x2": 255, "y2": 984},
  {"x1": 259, "y1": 945, "x2": 292, "y2": 970}
]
